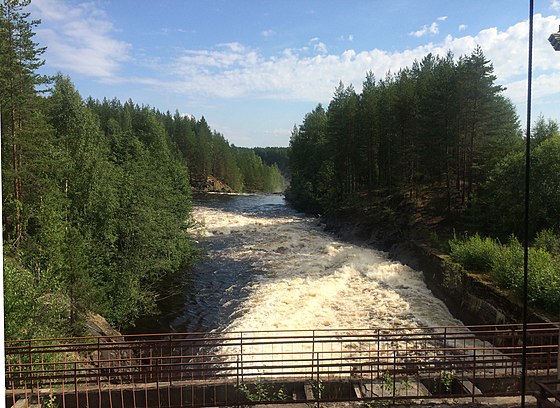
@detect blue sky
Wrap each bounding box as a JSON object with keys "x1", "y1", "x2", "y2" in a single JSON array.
[{"x1": 29, "y1": 0, "x2": 560, "y2": 147}]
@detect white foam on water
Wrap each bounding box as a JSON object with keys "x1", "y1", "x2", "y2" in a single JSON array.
[
  {"x1": 192, "y1": 203, "x2": 499, "y2": 376},
  {"x1": 193, "y1": 206, "x2": 460, "y2": 333}
]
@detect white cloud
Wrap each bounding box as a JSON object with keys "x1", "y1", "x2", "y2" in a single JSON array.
[
  {"x1": 410, "y1": 16, "x2": 448, "y2": 38},
  {"x1": 551, "y1": 0, "x2": 560, "y2": 11},
  {"x1": 410, "y1": 21, "x2": 440, "y2": 37},
  {"x1": 261, "y1": 29, "x2": 275, "y2": 38},
  {"x1": 30, "y1": 0, "x2": 130, "y2": 78},
  {"x1": 150, "y1": 13, "x2": 560, "y2": 115},
  {"x1": 309, "y1": 37, "x2": 328, "y2": 54},
  {"x1": 458, "y1": 24, "x2": 468, "y2": 31}
]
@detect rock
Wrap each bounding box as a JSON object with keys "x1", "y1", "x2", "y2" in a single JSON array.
[
  {"x1": 191, "y1": 176, "x2": 234, "y2": 193},
  {"x1": 84, "y1": 313, "x2": 123, "y2": 340}
]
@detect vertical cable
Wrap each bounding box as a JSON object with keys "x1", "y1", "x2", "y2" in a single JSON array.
[{"x1": 521, "y1": 0, "x2": 534, "y2": 406}]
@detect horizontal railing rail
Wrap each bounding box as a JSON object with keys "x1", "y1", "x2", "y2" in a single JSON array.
[{"x1": 5, "y1": 322, "x2": 559, "y2": 408}]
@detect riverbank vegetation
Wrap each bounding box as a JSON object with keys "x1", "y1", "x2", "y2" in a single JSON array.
[
  {"x1": 1, "y1": 1, "x2": 284, "y2": 340},
  {"x1": 286, "y1": 48, "x2": 560, "y2": 317}
]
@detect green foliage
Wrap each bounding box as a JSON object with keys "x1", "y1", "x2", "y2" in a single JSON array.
[
  {"x1": 449, "y1": 233, "x2": 500, "y2": 272},
  {"x1": 286, "y1": 105, "x2": 331, "y2": 212},
  {"x1": 310, "y1": 378, "x2": 325, "y2": 399},
  {"x1": 490, "y1": 236, "x2": 524, "y2": 290},
  {"x1": 471, "y1": 132, "x2": 560, "y2": 240},
  {"x1": 236, "y1": 379, "x2": 289, "y2": 402},
  {"x1": 3, "y1": 258, "x2": 70, "y2": 340},
  {"x1": 43, "y1": 394, "x2": 58, "y2": 408},
  {"x1": 234, "y1": 147, "x2": 285, "y2": 193},
  {"x1": 438, "y1": 371, "x2": 454, "y2": 393},
  {"x1": 381, "y1": 371, "x2": 395, "y2": 393},
  {"x1": 253, "y1": 147, "x2": 290, "y2": 178},
  {"x1": 451, "y1": 234, "x2": 560, "y2": 314},
  {"x1": 533, "y1": 229, "x2": 560, "y2": 256},
  {"x1": 287, "y1": 48, "x2": 521, "y2": 216},
  {"x1": 1, "y1": 1, "x2": 284, "y2": 339}
]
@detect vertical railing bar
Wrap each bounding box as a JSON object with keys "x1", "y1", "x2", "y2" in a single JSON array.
[
  {"x1": 130, "y1": 345, "x2": 137, "y2": 408},
  {"x1": 61, "y1": 348, "x2": 67, "y2": 408},
  {"x1": 392, "y1": 350, "x2": 396, "y2": 402},
  {"x1": 179, "y1": 342, "x2": 183, "y2": 408},
  {"x1": 96, "y1": 338, "x2": 102, "y2": 408},
  {"x1": 167, "y1": 338, "x2": 172, "y2": 408},
  {"x1": 74, "y1": 361, "x2": 79, "y2": 408},
  {"x1": 471, "y1": 347, "x2": 476, "y2": 404},
  {"x1": 155, "y1": 355, "x2": 160, "y2": 408},
  {"x1": 315, "y1": 352, "x2": 320, "y2": 408},
  {"x1": 240, "y1": 332, "x2": 244, "y2": 384},
  {"x1": 108, "y1": 359, "x2": 113, "y2": 408},
  {"x1": 84, "y1": 366, "x2": 90, "y2": 408},
  {"x1": 143, "y1": 369, "x2": 148, "y2": 408}
]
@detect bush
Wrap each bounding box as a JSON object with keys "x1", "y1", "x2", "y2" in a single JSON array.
[
  {"x1": 450, "y1": 233, "x2": 560, "y2": 314},
  {"x1": 527, "y1": 248, "x2": 560, "y2": 313},
  {"x1": 449, "y1": 234, "x2": 500, "y2": 272},
  {"x1": 491, "y1": 236, "x2": 524, "y2": 290},
  {"x1": 3, "y1": 259, "x2": 70, "y2": 340},
  {"x1": 533, "y1": 229, "x2": 560, "y2": 256}
]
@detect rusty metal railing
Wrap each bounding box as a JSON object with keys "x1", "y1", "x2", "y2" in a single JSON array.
[{"x1": 5, "y1": 322, "x2": 559, "y2": 408}]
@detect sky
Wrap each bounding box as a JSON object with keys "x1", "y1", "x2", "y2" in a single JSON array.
[{"x1": 28, "y1": 0, "x2": 560, "y2": 147}]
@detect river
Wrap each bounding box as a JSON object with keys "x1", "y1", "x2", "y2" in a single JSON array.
[{"x1": 142, "y1": 193, "x2": 462, "y2": 335}]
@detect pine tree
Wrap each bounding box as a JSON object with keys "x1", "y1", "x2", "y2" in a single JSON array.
[{"x1": 0, "y1": 0, "x2": 48, "y2": 246}]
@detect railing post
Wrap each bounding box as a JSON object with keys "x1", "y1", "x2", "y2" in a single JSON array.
[
  {"x1": 156, "y1": 354, "x2": 161, "y2": 408},
  {"x1": 169, "y1": 337, "x2": 173, "y2": 386},
  {"x1": 316, "y1": 352, "x2": 320, "y2": 408},
  {"x1": 75, "y1": 360, "x2": 79, "y2": 405},
  {"x1": 236, "y1": 354, "x2": 240, "y2": 406},
  {"x1": 27, "y1": 340, "x2": 33, "y2": 395},
  {"x1": 392, "y1": 351, "x2": 396, "y2": 401},
  {"x1": 240, "y1": 332, "x2": 244, "y2": 383},
  {"x1": 471, "y1": 347, "x2": 476, "y2": 404},
  {"x1": 312, "y1": 330, "x2": 316, "y2": 368},
  {"x1": 311, "y1": 330, "x2": 315, "y2": 388}
]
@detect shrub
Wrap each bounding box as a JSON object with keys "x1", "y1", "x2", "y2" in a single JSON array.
[
  {"x1": 451, "y1": 233, "x2": 560, "y2": 314},
  {"x1": 533, "y1": 229, "x2": 560, "y2": 257},
  {"x1": 491, "y1": 236, "x2": 524, "y2": 290},
  {"x1": 527, "y1": 248, "x2": 560, "y2": 313},
  {"x1": 449, "y1": 234, "x2": 500, "y2": 272}
]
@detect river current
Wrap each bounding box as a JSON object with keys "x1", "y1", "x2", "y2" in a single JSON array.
[{"x1": 160, "y1": 193, "x2": 462, "y2": 334}]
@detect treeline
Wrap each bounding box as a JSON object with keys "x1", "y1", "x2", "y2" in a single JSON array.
[
  {"x1": 287, "y1": 47, "x2": 523, "y2": 218},
  {"x1": 1, "y1": 1, "x2": 282, "y2": 340},
  {"x1": 287, "y1": 46, "x2": 560, "y2": 242},
  {"x1": 287, "y1": 46, "x2": 560, "y2": 315},
  {"x1": 3, "y1": 71, "x2": 197, "y2": 337},
  {"x1": 89, "y1": 102, "x2": 285, "y2": 194},
  {"x1": 253, "y1": 147, "x2": 290, "y2": 179}
]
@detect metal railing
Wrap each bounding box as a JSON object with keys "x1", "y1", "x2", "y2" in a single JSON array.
[{"x1": 5, "y1": 322, "x2": 559, "y2": 408}]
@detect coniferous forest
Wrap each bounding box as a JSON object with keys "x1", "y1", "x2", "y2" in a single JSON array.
[
  {"x1": 1, "y1": 1, "x2": 284, "y2": 339},
  {"x1": 3, "y1": 1, "x2": 560, "y2": 340},
  {"x1": 286, "y1": 49, "x2": 560, "y2": 315}
]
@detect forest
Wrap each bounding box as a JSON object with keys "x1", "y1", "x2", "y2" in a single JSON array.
[
  {"x1": 286, "y1": 48, "x2": 560, "y2": 315},
  {"x1": 1, "y1": 1, "x2": 284, "y2": 340}
]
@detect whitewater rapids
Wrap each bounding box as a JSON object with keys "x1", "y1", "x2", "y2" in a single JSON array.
[{"x1": 191, "y1": 197, "x2": 462, "y2": 333}]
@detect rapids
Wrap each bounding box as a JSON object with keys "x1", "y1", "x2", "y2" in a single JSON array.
[{"x1": 169, "y1": 193, "x2": 462, "y2": 334}]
